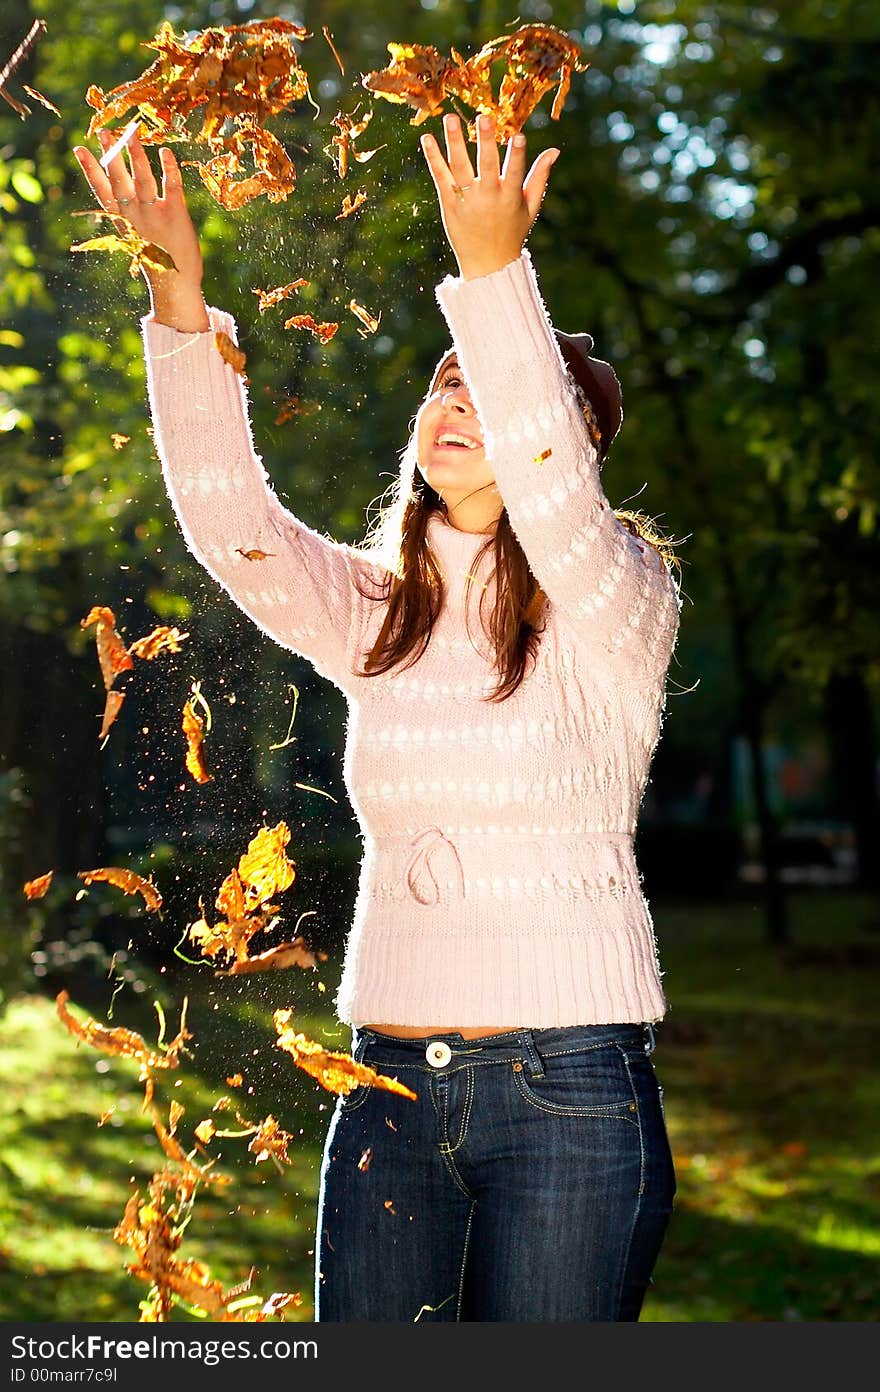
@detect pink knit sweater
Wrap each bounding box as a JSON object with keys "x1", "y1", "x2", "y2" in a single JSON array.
[{"x1": 141, "y1": 250, "x2": 681, "y2": 1027}]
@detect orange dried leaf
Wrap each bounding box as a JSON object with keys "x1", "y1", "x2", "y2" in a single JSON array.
[
  {"x1": 248, "y1": 1114, "x2": 292, "y2": 1165},
  {"x1": 148, "y1": 1105, "x2": 229, "y2": 1187},
  {"x1": 214, "y1": 331, "x2": 247, "y2": 378},
  {"x1": 226, "y1": 1073, "x2": 244, "y2": 1088},
  {"x1": 221, "y1": 936, "x2": 320, "y2": 975},
  {"x1": 182, "y1": 699, "x2": 212, "y2": 784},
  {"x1": 113, "y1": 1171, "x2": 247, "y2": 1322},
  {"x1": 357, "y1": 1147, "x2": 373, "y2": 1172},
  {"x1": 283, "y1": 313, "x2": 339, "y2": 343},
  {"x1": 253, "y1": 279, "x2": 309, "y2": 312},
  {"x1": 349, "y1": 300, "x2": 380, "y2": 335},
  {"x1": 55, "y1": 990, "x2": 191, "y2": 1074},
  {"x1": 99, "y1": 689, "x2": 126, "y2": 742},
  {"x1": 0, "y1": 20, "x2": 48, "y2": 120},
  {"x1": 81, "y1": 605, "x2": 134, "y2": 691},
  {"x1": 110, "y1": 433, "x2": 131, "y2": 450},
  {"x1": 168, "y1": 1099, "x2": 185, "y2": 1135},
  {"x1": 235, "y1": 548, "x2": 276, "y2": 561},
  {"x1": 21, "y1": 84, "x2": 61, "y2": 117},
  {"x1": 195, "y1": 1118, "x2": 216, "y2": 1144},
  {"x1": 23, "y1": 871, "x2": 53, "y2": 900},
  {"x1": 84, "y1": 21, "x2": 314, "y2": 210},
  {"x1": 336, "y1": 190, "x2": 368, "y2": 220},
  {"x1": 274, "y1": 1009, "x2": 418, "y2": 1101},
  {"x1": 77, "y1": 866, "x2": 163, "y2": 913},
  {"x1": 127, "y1": 625, "x2": 188, "y2": 660},
  {"x1": 362, "y1": 24, "x2": 588, "y2": 142}
]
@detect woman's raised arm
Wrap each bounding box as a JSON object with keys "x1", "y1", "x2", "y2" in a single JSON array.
[
  {"x1": 421, "y1": 115, "x2": 680, "y2": 690},
  {"x1": 73, "y1": 135, "x2": 369, "y2": 695}
]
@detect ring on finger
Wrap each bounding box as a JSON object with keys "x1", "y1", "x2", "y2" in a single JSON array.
[
  {"x1": 117, "y1": 197, "x2": 132, "y2": 206},
  {"x1": 138, "y1": 199, "x2": 157, "y2": 206},
  {"x1": 452, "y1": 183, "x2": 472, "y2": 200}
]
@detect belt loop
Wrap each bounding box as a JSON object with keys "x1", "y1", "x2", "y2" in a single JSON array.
[
  {"x1": 518, "y1": 1029, "x2": 545, "y2": 1079},
  {"x1": 643, "y1": 1023, "x2": 656, "y2": 1057}
]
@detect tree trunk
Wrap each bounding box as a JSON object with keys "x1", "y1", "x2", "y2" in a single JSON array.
[{"x1": 824, "y1": 669, "x2": 880, "y2": 894}]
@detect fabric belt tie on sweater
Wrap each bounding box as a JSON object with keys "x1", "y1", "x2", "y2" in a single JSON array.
[{"x1": 403, "y1": 827, "x2": 466, "y2": 905}]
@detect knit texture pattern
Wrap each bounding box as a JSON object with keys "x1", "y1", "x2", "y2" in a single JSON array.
[{"x1": 141, "y1": 250, "x2": 681, "y2": 1027}]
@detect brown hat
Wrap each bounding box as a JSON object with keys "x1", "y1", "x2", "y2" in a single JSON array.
[
  {"x1": 428, "y1": 332, "x2": 623, "y2": 465},
  {"x1": 554, "y1": 331, "x2": 623, "y2": 463}
]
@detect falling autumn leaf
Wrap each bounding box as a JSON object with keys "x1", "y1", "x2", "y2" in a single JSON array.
[
  {"x1": 81, "y1": 605, "x2": 135, "y2": 691},
  {"x1": 349, "y1": 300, "x2": 381, "y2": 336},
  {"x1": 127, "y1": 625, "x2": 189, "y2": 660},
  {"x1": 362, "y1": 23, "x2": 588, "y2": 142},
  {"x1": 0, "y1": 20, "x2": 49, "y2": 120},
  {"x1": 324, "y1": 107, "x2": 377, "y2": 180},
  {"x1": 273, "y1": 1009, "x2": 418, "y2": 1101},
  {"x1": 237, "y1": 822, "x2": 296, "y2": 908},
  {"x1": 113, "y1": 1172, "x2": 265, "y2": 1320},
  {"x1": 220, "y1": 937, "x2": 326, "y2": 975},
  {"x1": 99, "y1": 689, "x2": 126, "y2": 742},
  {"x1": 77, "y1": 866, "x2": 163, "y2": 913},
  {"x1": 248, "y1": 1114, "x2": 292, "y2": 1165},
  {"x1": 214, "y1": 331, "x2": 247, "y2": 379},
  {"x1": 235, "y1": 548, "x2": 275, "y2": 561},
  {"x1": 336, "y1": 189, "x2": 368, "y2": 220},
  {"x1": 56, "y1": 990, "x2": 191, "y2": 1077},
  {"x1": 23, "y1": 871, "x2": 53, "y2": 900},
  {"x1": 182, "y1": 701, "x2": 212, "y2": 784},
  {"x1": 194, "y1": 1118, "x2": 216, "y2": 1144},
  {"x1": 253, "y1": 279, "x2": 309, "y2": 313},
  {"x1": 70, "y1": 224, "x2": 177, "y2": 280},
  {"x1": 110, "y1": 433, "x2": 131, "y2": 450},
  {"x1": 84, "y1": 20, "x2": 315, "y2": 210},
  {"x1": 283, "y1": 313, "x2": 339, "y2": 344},
  {"x1": 226, "y1": 1073, "x2": 244, "y2": 1088}
]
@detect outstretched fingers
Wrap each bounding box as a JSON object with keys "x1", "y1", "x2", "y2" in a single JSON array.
[
  {"x1": 127, "y1": 135, "x2": 160, "y2": 204},
  {"x1": 522, "y1": 147, "x2": 561, "y2": 225},
  {"x1": 73, "y1": 144, "x2": 116, "y2": 210}
]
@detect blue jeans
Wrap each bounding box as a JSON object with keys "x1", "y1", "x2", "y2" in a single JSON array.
[{"x1": 314, "y1": 1022, "x2": 676, "y2": 1321}]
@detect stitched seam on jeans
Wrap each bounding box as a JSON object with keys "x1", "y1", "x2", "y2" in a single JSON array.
[
  {"x1": 445, "y1": 1066, "x2": 474, "y2": 1155},
  {"x1": 512, "y1": 1067, "x2": 640, "y2": 1122},
  {"x1": 613, "y1": 1044, "x2": 645, "y2": 1319},
  {"x1": 456, "y1": 1200, "x2": 477, "y2": 1321}
]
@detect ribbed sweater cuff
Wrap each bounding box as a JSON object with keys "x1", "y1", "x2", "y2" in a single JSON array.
[
  {"x1": 140, "y1": 306, "x2": 245, "y2": 426},
  {"x1": 434, "y1": 248, "x2": 566, "y2": 382}
]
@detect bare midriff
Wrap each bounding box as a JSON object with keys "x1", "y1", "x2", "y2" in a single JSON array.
[{"x1": 364, "y1": 1023, "x2": 521, "y2": 1039}]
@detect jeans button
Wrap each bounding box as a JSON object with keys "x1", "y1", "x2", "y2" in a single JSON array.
[{"x1": 426, "y1": 1041, "x2": 452, "y2": 1067}]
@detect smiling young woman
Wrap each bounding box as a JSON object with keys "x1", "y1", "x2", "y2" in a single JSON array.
[{"x1": 74, "y1": 109, "x2": 682, "y2": 1324}]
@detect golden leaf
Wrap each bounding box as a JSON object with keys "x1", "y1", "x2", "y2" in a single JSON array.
[
  {"x1": 274, "y1": 1009, "x2": 418, "y2": 1101},
  {"x1": 23, "y1": 871, "x2": 53, "y2": 900},
  {"x1": 77, "y1": 866, "x2": 163, "y2": 913}
]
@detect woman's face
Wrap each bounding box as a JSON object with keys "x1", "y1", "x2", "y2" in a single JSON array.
[{"x1": 414, "y1": 354, "x2": 497, "y2": 505}]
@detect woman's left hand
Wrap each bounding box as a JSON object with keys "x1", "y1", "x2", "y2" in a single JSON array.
[{"x1": 420, "y1": 112, "x2": 559, "y2": 281}]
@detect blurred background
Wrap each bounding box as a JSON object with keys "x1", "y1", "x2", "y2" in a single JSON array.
[{"x1": 1, "y1": 0, "x2": 878, "y2": 1323}]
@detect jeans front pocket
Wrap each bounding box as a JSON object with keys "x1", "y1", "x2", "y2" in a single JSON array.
[
  {"x1": 511, "y1": 1041, "x2": 640, "y2": 1123},
  {"x1": 338, "y1": 1035, "x2": 375, "y2": 1112}
]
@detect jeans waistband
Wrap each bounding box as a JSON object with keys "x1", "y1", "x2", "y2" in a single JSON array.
[{"x1": 351, "y1": 1021, "x2": 656, "y2": 1062}]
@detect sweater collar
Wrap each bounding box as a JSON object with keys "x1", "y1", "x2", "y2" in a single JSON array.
[{"x1": 425, "y1": 509, "x2": 496, "y2": 554}]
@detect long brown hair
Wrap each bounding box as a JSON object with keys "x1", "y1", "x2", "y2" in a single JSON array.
[{"x1": 352, "y1": 419, "x2": 680, "y2": 704}]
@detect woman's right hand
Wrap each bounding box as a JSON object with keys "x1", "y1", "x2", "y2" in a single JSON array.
[{"x1": 73, "y1": 131, "x2": 210, "y2": 332}]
